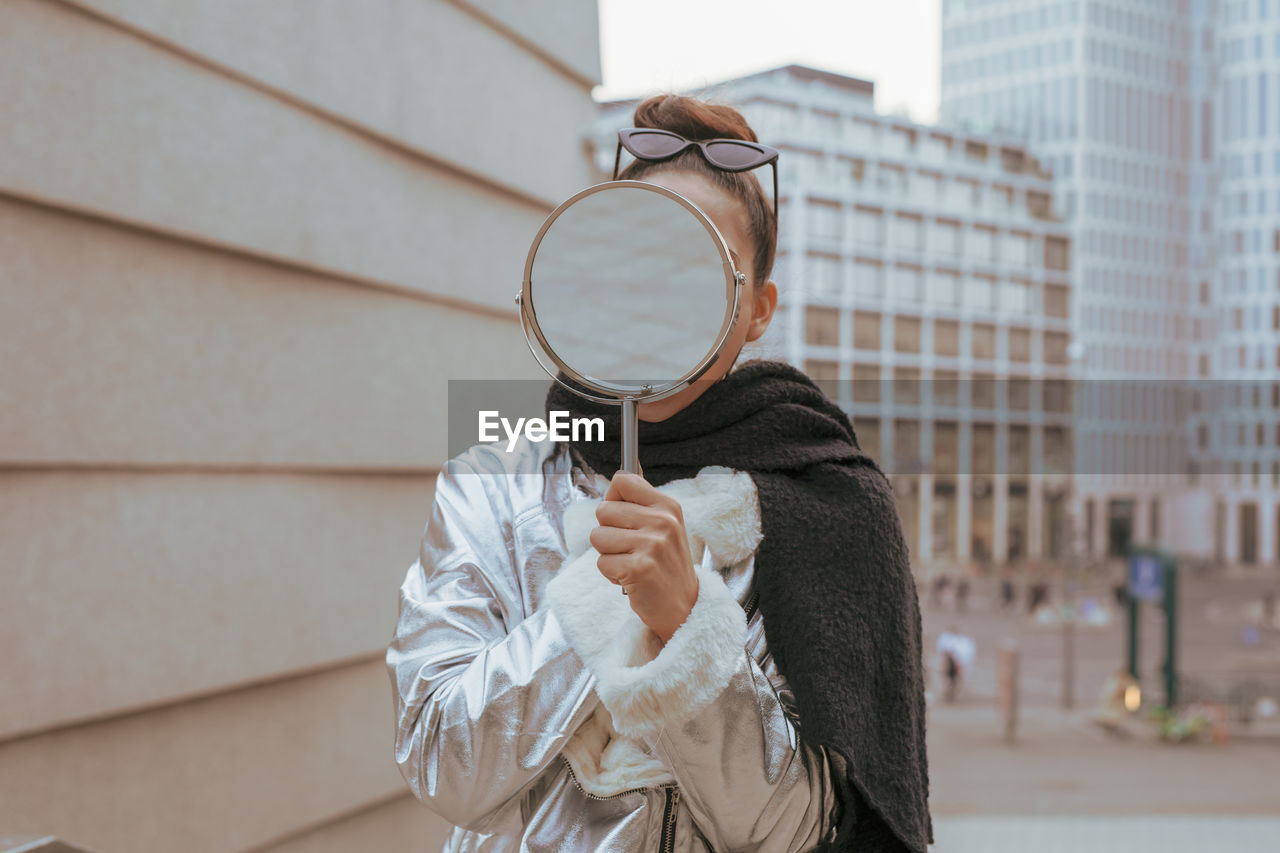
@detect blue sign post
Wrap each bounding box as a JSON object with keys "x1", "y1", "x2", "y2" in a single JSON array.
[
  {"x1": 1127, "y1": 554, "x2": 1163, "y2": 603},
  {"x1": 1124, "y1": 546, "x2": 1179, "y2": 707}
]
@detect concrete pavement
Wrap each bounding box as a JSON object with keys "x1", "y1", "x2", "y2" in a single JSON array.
[{"x1": 932, "y1": 815, "x2": 1280, "y2": 852}]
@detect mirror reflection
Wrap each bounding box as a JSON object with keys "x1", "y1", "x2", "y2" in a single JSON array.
[{"x1": 526, "y1": 183, "x2": 734, "y2": 394}]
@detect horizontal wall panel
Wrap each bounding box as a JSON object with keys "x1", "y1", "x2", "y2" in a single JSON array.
[
  {"x1": 70, "y1": 0, "x2": 600, "y2": 204},
  {"x1": 0, "y1": 659, "x2": 408, "y2": 853},
  {"x1": 0, "y1": 0, "x2": 560, "y2": 312},
  {"x1": 0, "y1": 198, "x2": 547, "y2": 467},
  {"x1": 460, "y1": 0, "x2": 602, "y2": 84},
  {"x1": 0, "y1": 470, "x2": 433, "y2": 739},
  {"x1": 254, "y1": 795, "x2": 452, "y2": 853}
]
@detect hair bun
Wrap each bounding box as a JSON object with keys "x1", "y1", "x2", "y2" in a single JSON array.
[{"x1": 632, "y1": 93, "x2": 758, "y2": 143}]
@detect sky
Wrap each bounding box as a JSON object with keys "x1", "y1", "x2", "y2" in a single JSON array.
[{"x1": 594, "y1": 0, "x2": 942, "y2": 125}]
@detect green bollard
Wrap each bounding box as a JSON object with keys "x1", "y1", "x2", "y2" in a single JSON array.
[
  {"x1": 1163, "y1": 561, "x2": 1178, "y2": 708},
  {"x1": 1127, "y1": 590, "x2": 1139, "y2": 683}
]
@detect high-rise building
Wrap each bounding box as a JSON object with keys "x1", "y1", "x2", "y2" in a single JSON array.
[
  {"x1": 940, "y1": 0, "x2": 1207, "y2": 561},
  {"x1": 593, "y1": 64, "x2": 1075, "y2": 571},
  {"x1": 1201, "y1": 0, "x2": 1280, "y2": 564}
]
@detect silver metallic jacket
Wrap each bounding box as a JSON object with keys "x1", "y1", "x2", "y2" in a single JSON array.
[{"x1": 386, "y1": 436, "x2": 838, "y2": 851}]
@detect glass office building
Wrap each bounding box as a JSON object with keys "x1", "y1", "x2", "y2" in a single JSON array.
[
  {"x1": 1207, "y1": 0, "x2": 1280, "y2": 564},
  {"x1": 940, "y1": 0, "x2": 1219, "y2": 561}
]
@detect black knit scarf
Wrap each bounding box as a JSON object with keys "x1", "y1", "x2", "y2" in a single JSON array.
[{"x1": 544, "y1": 359, "x2": 932, "y2": 853}]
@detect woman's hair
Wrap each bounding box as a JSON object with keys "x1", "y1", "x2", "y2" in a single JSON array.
[{"x1": 617, "y1": 94, "x2": 777, "y2": 288}]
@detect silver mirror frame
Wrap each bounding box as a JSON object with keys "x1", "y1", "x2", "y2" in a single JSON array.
[{"x1": 517, "y1": 180, "x2": 747, "y2": 407}]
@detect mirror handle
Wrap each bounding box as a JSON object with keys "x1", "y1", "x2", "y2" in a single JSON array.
[{"x1": 621, "y1": 398, "x2": 640, "y2": 475}]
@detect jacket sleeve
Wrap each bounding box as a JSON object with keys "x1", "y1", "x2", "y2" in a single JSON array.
[{"x1": 385, "y1": 456, "x2": 600, "y2": 831}]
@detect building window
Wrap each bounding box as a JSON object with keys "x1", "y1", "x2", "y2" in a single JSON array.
[
  {"x1": 892, "y1": 265, "x2": 924, "y2": 303},
  {"x1": 972, "y1": 422, "x2": 996, "y2": 474},
  {"x1": 1009, "y1": 426, "x2": 1031, "y2": 477},
  {"x1": 808, "y1": 252, "x2": 842, "y2": 298},
  {"x1": 1044, "y1": 379, "x2": 1071, "y2": 413},
  {"x1": 853, "y1": 417, "x2": 881, "y2": 461},
  {"x1": 894, "y1": 316, "x2": 922, "y2": 353},
  {"x1": 853, "y1": 363, "x2": 880, "y2": 403},
  {"x1": 853, "y1": 259, "x2": 884, "y2": 299},
  {"x1": 804, "y1": 359, "x2": 839, "y2": 399},
  {"x1": 1005, "y1": 230, "x2": 1033, "y2": 267},
  {"x1": 893, "y1": 419, "x2": 922, "y2": 472},
  {"x1": 928, "y1": 270, "x2": 961, "y2": 306},
  {"x1": 1045, "y1": 331, "x2": 1070, "y2": 365},
  {"x1": 1027, "y1": 190, "x2": 1052, "y2": 219},
  {"x1": 804, "y1": 305, "x2": 840, "y2": 347},
  {"x1": 1045, "y1": 426, "x2": 1069, "y2": 475},
  {"x1": 969, "y1": 275, "x2": 998, "y2": 310},
  {"x1": 972, "y1": 323, "x2": 997, "y2": 359},
  {"x1": 972, "y1": 373, "x2": 996, "y2": 409},
  {"x1": 809, "y1": 199, "x2": 843, "y2": 242},
  {"x1": 854, "y1": 311, "x2": 882, "y2": 350},
  {"x1": 934, "y1": 319, "x2": 960, "y2": 357},
  {"x1": 1008, "y1": 377, "x2": 1031, "y2": 410},
  {"x1": 855, "y1": 207, "x2": 885, "y2": 245},
  {"x1": 971, "y1": 225, "x2": 997, "y2": 261},
  {"x1": 1004, "y1": 280, "x2": 1033, "y2": 314},
  {"x1": 933, "y1": 421, "x2": 959, "y2": 475},
  {"x1": 895, "y1": 366, "x2": 921, "y2": 405},
  {"x1": 1009, "y1": 327, "x2": 1032, "y2": 362},
  {"x1": 893, "y1": 213, "x2": 925, "y2": 252},
  {"x1": 932, "y1": 218, "x2": 962, "y2": 255},
  {"x1": 1045, "y1": 284, "x2": 1070, "y2": 318},
  {"x1": 1045, "y1": 235, "x2": 1070, "y2": 270},
  {"x1": 933, "y1": 369, "x2": 959, "y2": 407}
]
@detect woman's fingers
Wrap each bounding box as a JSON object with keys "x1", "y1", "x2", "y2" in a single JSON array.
[
  {"x1": 596, "y1": 551, "x2": 648, "y2": 585},
  {"x1": 594, "y1": 497, "x2": 662, "y2": 529},
  {"x1": 602, "y1": 471, "x2": 665, "y2": 507},
  {"x1": 588, "y1": 524, "x2": 637, "y2": 555}
]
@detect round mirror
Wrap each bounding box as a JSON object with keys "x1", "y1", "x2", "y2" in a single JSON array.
[{"x1": 519, "y1": 180, "x2": 746, "y2": 472}]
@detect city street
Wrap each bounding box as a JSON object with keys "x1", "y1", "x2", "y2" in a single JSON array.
[{"x1": 922, "y1": 568, "x2": 1280, "y2": 850}]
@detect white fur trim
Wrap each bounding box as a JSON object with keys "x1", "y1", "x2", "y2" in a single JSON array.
[
  {"x1": 595, "y1": 563, "x2": 747, "y2": 740},
  {"x1": 559, "y1": 706, "x2": 675, "y2": 797},
  {"x1": 562, "y1": 466, "x2": 761, "y2": 567},
  {"x1": 547, "y1": 466, "x2": 759, "y2": 744}
]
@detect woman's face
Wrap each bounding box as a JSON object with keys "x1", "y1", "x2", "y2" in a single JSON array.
[{"x1": 632, "y1": 170, "x2": 778, "y2": 423}]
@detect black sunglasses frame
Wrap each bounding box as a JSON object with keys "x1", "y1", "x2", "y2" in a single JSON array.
[{"x1": 612, "y1": 128, "x2": 779, "y2": 219}]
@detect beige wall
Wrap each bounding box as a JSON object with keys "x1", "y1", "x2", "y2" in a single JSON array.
[{"x1": 0, "y1": 0, "x2": 600, "y2": 849}]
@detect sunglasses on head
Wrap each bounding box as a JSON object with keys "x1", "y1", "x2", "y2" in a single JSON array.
[{"x1": 612, "y1": 127, "x2": 780, "y2": 219}]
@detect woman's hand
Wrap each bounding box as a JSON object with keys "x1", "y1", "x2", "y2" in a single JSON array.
[{"x1": 589, "y1": 471, "x2": 699, "y2": 644}]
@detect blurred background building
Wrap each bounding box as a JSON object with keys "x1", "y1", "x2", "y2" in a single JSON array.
[
  {"x1": 938, "y1": 0, "x2": 1280, "y2": 569},
  {"x1": 0, "y1": 0, "x2": 598, "y2": 849},
  {"x1": 597, "y1": 64, "x2": 1077, "y2": 575},
  {"x1": 1209, "y1": 0, "x2": 1280, "y2": 566},
  {"x1": 940, "y1": 0, "x2": 1201, "y2": 563}
]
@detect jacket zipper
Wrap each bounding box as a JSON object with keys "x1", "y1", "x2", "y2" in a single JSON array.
[
  {"x1": 660, "y1": 786, "x2": 681, "y2": 853},
  {"x1": 743, "y1": 588, "x2": 759, "y2": 621},
  {"x1": 562, "y1": 755, "x2": 652, "y2": 800},
  {"x1": 563, "y1": 758, "x2": 683, "y2": 848}
]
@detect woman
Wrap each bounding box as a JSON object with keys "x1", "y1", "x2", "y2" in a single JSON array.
[{"x1": 386, "y1": 94, "x2": 932, "y2": 852}]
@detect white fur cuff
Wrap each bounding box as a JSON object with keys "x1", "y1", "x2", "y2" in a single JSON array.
[
  {"x1": 545, "y1": 466, "x2": 759, "y2": 741},
  {"x1": 600, "y1": 564, "x2": 748, "y2": 740}
]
